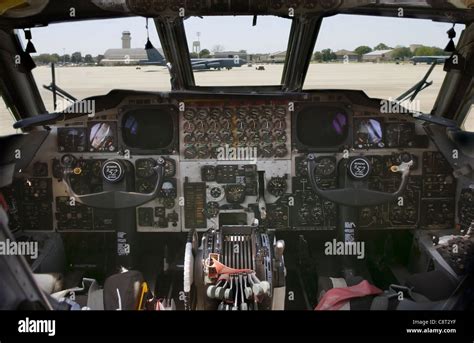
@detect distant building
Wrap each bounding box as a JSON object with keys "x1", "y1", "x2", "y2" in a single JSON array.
[
  {"x1": 101, "y1": 31, "x2": 163, "y2": 66},
  {"x1": 362, "y1": 49, "x2": 394, "y2": 62},
  {"x1": 122, "y1": 31, "x2": 131, "y2": 49},
  {"x1": 213, "y1": 51, "x2": 248, "y2": 61},
  {"x1": 334, "y1": 49, "x2": 360, "y2": 62},
  {"x1": 268, "y1": 51, "x2": 287, "y2": 63}
]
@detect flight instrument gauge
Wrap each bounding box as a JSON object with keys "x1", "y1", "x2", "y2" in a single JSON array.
[
  {"x1": 207, "y1": 184, "x2": 225, "y2": 202},
  {"x1": 204, "y1": 202, "x2": 220, "y2": 218},
  {"x1": 136, "y1": 159, "x2": 157, "y2": 178},
  {"x1": 225, "y1": 184, "x2": 246, "y2": 204},
  {"x1": 161, "y1": 180, "x2": 176, "y2": 198},
  {"x1": 274, "y1": 145, "x2": 288, "y2": 158},
  {"x1": 385, "y1": 123, "x2": 415, "y2": 148},
  {"x1": 137, "y1": 179, "x2": 154, "y2": 193},
  {"x1": 314, "y1": 157, "x2": 336, "y2": 176},
  {"x1": 268, "y1": 176, "x2": 288, "y2": 197},
  {"x1": 88, "y1": 122, "x2": 117, "y2": 152},
  {"x1": 58, "y1": 128, "x2": 87, "y2": 152},
  {"x1": 164, "y1": 158, "x2": 176, "y2": 177},
  {"x1": 184, "y1": 109, "x2": 195, "y2": 120},
  {"x1": 354, "y1": 119, "x2": 384, "y2": 149}
]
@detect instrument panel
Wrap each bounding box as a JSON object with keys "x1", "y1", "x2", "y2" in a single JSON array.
[
  {"x1": 4, "y1": 91, "x2": 461, "y2": 234},
  {"x1": 180, "y1": 102, "x2": 291, "y2": 160}
]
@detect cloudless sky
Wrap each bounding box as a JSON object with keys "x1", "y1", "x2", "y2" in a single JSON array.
[{"x1": 21, "y1": 14, "x2": 463, "y2": 56}]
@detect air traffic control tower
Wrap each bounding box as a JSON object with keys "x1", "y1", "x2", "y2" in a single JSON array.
[{"x1": 122, "y1": 31, "x2": 131, "y2": 49}]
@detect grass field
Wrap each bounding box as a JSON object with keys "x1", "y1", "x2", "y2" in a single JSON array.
[{"x1": 1, "y1": 63, "x2": 472, "y2": 135}]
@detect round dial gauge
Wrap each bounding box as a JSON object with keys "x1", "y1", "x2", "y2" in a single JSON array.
[
  {"x1": 164, "y1": 158, "x2": 176, "y2": 177},
  {"x1": 204, "y1": 202, "x2": 220, "y2": 218},
  {"x1": 184, "y1": 109, "x2": 195, "y2": 120},
  {"x1": 274, "y1": 145, "x2": 288, "y2": 158},
  {"x1": 194, "y1": 119, "x2": 207, "y2": 132},
  {"x1": 237, "y1": 108, "x2": 248, "y2": 117},
  {"x1": 136, "y1": 159, "x2": 156, "y2": 178},
  {"x1": 197, "y1": 109, "x2": 209, "y2": 119},
  {"x1": 223, "y1": 108, "x2": 233, "y2": 118},
  {"x1": 137, "y1": 179, "x2": 154, "y2": 193},
  {"x1": 184, "y1": 146, "x2": 197, "y2": 159},
  {"x1": 184, "y1": 121, "x2": 195, "y2": 133},
  {"x1": 161, "y1": 181, "x2": 176, "y2": 198},
  {"x1": 209, "y1": 186, "x2": 224, "y2": 200},
  {"x1": 162, "y1": 198, "x2": 175, "y2": 210},
  {"x1": 210, "y1": 108, "x2": 221, "y2": 118},
  {"x1": 225, "y1": 184, "x2": 246, "y2": 204},
  {"x1": 273, "y1": 119, "x2": 286, "y2": 130},
  {"x1": 259, "y1": 119, "x2": 272, "y2": 131},
  {"x1": 314, "y1": 157, "x2": 336, "y2": 176},
  {"x1": 259, "y1": 145, "x2": 273, "y2": 158},
  {"x1": 267, "y1": 177, "x2": 288, "y2": 197},
  {"x1": 184, "y1": 134, "x2": 196, "y2": 144},
  {"x1": 197, "y1": 146, "x2": 209, "y2": 159},
  {"x1": 219, "y1": 118, "x2": 231, "y2": 130}
]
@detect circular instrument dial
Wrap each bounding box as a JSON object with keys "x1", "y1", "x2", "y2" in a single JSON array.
[
  {"x1": 184, "y1": 109, "x2": 195, "y2": 120},
  {"x1": 184, "y1": 146, "x2": 197, "y2": 159},
  {"x1": 164, "y1": 158, "x2": 176, "y2": 177},
  {"x1": 225, "y1": 184, "x2": 246, "y2": 204},
  {"x1": 184, "y1": 121, "x2": 195, "y2": 133},
  {"x1": 137, "y1": 179, "x2": 154, "y2": 193},
  {"x1": 314, "y1": 157, "x2": 336, "y2": 176},
  {"x1": 267, "y1": 177, "x2": 288, "y2": 197},
  {"x1": 136, "y1": 159, "x2": 157, "y2": 178},
  {"x1": 204, "y1": 202, "x2": 220, "y2": 218},
  {"x1": 161, "y1": 181, "x2": 176, "y2": 198}
]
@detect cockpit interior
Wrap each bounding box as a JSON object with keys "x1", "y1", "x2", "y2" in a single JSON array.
[{"x1": 0, "y1": 0, "x2": 473, "y2": 313}]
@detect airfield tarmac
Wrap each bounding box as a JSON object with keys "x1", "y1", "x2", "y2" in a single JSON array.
[{"x1": 1, "y1": 63, "x2": 472, "y2": 135}]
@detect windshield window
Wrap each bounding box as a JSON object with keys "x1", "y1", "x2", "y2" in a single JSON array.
[
  {"x1": 462, "y1": 105, "x2": 474, "y2": 132},
  {"x1": 184, "y1": 16, "x2": 291, "y2": 86},
  {"x1": 20, "y1": 17, "x2": 170, "y2": 113},
  {"x1": 304, "y1": 14, "x2": 464, "y2": 113},
  {"x1": 0, "y1": 96, "x2": 17, "y2": 136}
]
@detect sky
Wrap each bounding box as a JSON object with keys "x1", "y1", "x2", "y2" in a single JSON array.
[{"x1": 20, "y1": 14, "x2": 463, "y2": 56}]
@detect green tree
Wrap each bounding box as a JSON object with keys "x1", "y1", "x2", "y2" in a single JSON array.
[
  {"x1": 414, "y1": 46, "x2": 447, "y2": 56},
  {"x1": 71, "y1": 51, "x2": 82, "y2": 63},
  {"x1": 313, "y1": 51, "x2": 322, "y2": 62},
  {"x1": 95, "y1": 55, "x2": 104, "y2": 64},
  {"x1": 200, "y1": 49, "x2": 210, "y2": 57},
  {"x1": 189, "y1": 52, "x2": 199, "y2": 58},
  {"x1": 374, "y1": 43, "x2": 391, "y2": 51},
  {"x1": 391, "y1": 47, "x2": 413, "y2": 60},
  {"x1": 321, "y1": 49, "x2": 336, "y2": 62},
  {"x1": 84, "y1": 54, "x2": 94, "y2": 64},
  {"x1": 355, "y1": 46, "x2": 372, "y2": 56},
  {"x1": 61, "y1": 54, "x2": 70, "y2": 63},
  {"x1": 51, "y1": 53, "x2": 60, "y2": 63}
]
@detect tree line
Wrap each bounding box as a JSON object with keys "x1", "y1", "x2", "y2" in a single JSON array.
[
  {"x1": 313, "y1": 43, "x2": 448, "y2": 62},
  {"x1": 33, "y1": 52, "x2": 104, "y2": 65}
]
